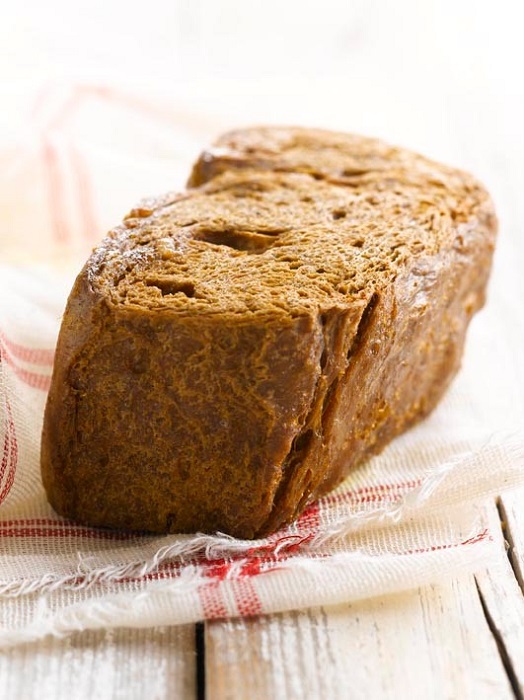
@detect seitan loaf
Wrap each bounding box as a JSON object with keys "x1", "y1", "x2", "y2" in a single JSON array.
[{"x1": 41, "y1": 127, "x2": 497, "y2": 538}]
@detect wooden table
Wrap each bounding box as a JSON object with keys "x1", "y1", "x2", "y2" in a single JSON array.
[{"x1": 1, "y1": 491, "x2": 523, "y2": 699}]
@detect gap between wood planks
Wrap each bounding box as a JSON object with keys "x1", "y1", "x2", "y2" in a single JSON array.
[
  {"x1": 497, "y1": 497, "x2": 524, "y2": 597},
  {"x1": 196, "y1": 622, "x2": 206, "y2": 700},
  {"x1": 475, "y1": 497, "x2": 524, "y2": 700},
  {"x1": 477, "y1": 583, "x2": 523, "y2": 700}
]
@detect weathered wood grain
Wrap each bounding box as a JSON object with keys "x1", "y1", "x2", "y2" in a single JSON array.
[
  {"x1": 499, "y1": 489, "x2": 524, "y2": 594},
  {"x1": 205, "y1": 575, "x2": 514, "y2": 700},
  {"x1": 0, "y1": 625, "x2": 196, "y2": 700},
  {"x1": 475, "y1": 494, "x2": 524, "y2": 698}
]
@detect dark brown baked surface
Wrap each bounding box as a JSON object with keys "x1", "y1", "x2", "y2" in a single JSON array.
[{"x1": 41, "y1": 127, "x2": 497, "y2": 538}]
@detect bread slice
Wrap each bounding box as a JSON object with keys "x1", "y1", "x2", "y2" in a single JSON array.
[{"x1": 41, "y1": 127, "x2": 497, "y2": 538}]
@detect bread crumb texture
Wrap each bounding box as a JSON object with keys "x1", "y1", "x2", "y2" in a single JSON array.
[{"x1": 41, "y1": 127, "x2": 497, "y2": 538}]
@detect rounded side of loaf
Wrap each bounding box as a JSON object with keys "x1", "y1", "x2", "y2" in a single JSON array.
[{"x1": 41, "y1": 127, "x2": 497, "y2": 538}]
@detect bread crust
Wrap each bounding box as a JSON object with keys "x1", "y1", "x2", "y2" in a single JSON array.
[{"x1": 41, "y1": 127, "x2": 497, "y2": 538}]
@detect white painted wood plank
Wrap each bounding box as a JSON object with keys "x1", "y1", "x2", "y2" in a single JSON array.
[
  {"x1": 206, "y1": 575, "x2": 513, "y2": 700},
  {"x1": 0, "y1": 625, "x2": 196, "y2": 700},
  {"x1": 499, "y1": 488, "x2": 524, "y2": 592},
  {"x1": 475, "y1": 493, "x2": 524, "y2": 696}
]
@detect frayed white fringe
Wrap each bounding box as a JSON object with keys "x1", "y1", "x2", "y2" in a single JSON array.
[
  {"x1": 0, "y1": 566, "x2": 206, "y2": 648},
  {"x1": 0, "y1": 532, "x2": 499, "y2": 649},
  {"x1": 305, "y1": 435, "x2": 524, "y2": 544},
  {"x1": 0, "y1": 436, "x2": 522, "y2": 599}
]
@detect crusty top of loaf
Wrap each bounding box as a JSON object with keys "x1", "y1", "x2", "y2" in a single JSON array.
[{"x1": 87, "y1": 127, "x2": 494, "y2": 318}]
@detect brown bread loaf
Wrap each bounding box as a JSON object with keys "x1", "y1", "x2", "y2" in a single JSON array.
[{"x1": 41, "y1": 127, "x2": 497, "y2": 538}]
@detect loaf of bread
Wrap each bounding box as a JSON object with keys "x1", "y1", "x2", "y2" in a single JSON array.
[{"x1": 41, "y1": 127, "x2": 496, "y2": 538}]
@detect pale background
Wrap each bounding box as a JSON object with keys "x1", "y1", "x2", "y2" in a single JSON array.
[
  {"x1": 1, "y1": 0, "x2": 522, "y2": 174},
  {"x1": 1, "y1": 0, "x2": 523, "y2": 278}
]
